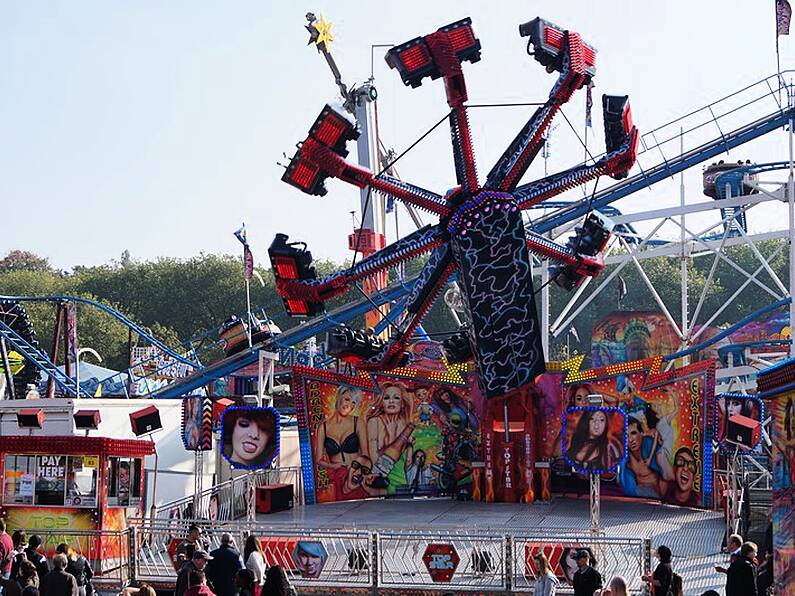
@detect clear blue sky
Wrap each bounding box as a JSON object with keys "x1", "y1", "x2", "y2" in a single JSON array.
[{"x1": 1, "y1": 1, "x2": 792, "y2": 270}]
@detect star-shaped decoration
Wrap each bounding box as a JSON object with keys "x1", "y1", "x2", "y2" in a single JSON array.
[{"x1": 308, "y1": 15, "x2": 334, "y2": 53}]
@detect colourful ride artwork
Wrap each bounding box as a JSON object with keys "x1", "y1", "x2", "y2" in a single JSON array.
[
  {"x1": 538, "y1": 356, "x2": 715, "y2": 508},
  {"x1": 293, "y1": 363, "x2": 483, "y2": 504}
]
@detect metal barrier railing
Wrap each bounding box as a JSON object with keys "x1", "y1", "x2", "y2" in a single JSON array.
[
  {"x1": 128, "y1": 518, "x2": 651, "y2": 594},
  {"x1": 151, "y1": 466, "x2": 304, "y2": 521},
  {"x1": 18, "y1": 528, "x2": 132, "y2": 593},
  {"x1": 511, "y1": 533, "x2": 648, "y2": 594},
  {"x1": 378, "y1": 530, "x2": 506, "y2": 591}
]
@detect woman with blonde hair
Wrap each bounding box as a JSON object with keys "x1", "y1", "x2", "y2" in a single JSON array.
[
  {"x1": 55, "y1": 543, "x2": 92, "y2": 596},
  {"x1": 532, "y1": 552, "x2": 560, "y2": 596},
  {"x1": 314, "y1": 386, "x2": 367, "y2": 470},
  {"x1": 367, "y1": 383, "x2": 414, "y2": 487}
]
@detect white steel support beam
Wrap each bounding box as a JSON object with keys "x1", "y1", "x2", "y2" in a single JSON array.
[
  {"x1": 680, "y1": 223, "x2": 784, "y2": 301},
  {"x1": 690, "y1": 243, "x2": 786, "y2": 343},
  {"x1": 608, "y1": 190, "x2": 782, "y2": 225},
  {"x1": 551, "y1": 218, "x2": 668, "y2": 337},
  {"x1": 734, "y1": 224, "x2": 789, "y2": 296},
  {"x1": 606, "y1": 230, "x2": 790, "y2": 263},
  {"x1": 788, "y1": 87, "x2": 795, "y2": 358},
  {"x1": 620, "y1": 237, "x2": 684, "y2": 340}
]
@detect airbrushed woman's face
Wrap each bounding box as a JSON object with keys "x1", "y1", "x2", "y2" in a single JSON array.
[
  {"x1": 383, "y1": 387, "x2": 402, "y2": 414},
  {"x1": 232, "y1": 416, "x2": 268, "y2": 464},
  {"x1": 573, "y1": 387, "x2": 589, "y2": 407},
  {"x1": 337, "y1": 391, "x2": 356, "y2": 416},
  {"x1": 589, "y1": 412, "x2": 607, "y2": 438}
]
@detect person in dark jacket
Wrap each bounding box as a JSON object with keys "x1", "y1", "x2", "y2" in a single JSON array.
[
  {"x1": 571, "y1": 549, "x2": 602, "y2": 596},
  {"x1": 23, "y1": 538, "x2": 48, "y2": 584},
  {"x1": 175, "y1": 551, "x2": 212, "y2": 596},
  {"x1": 206, "y1": 534, "x2": 242, "y2": 596},
  {"x1": 643, "y1": 545, "x2": 673, "y2": 596},
  {"x1": 726, "y1": 541, "x2": 758, "y2": 596},
  {"x1": 16, "y1": 561, "x2": 39, "y2": 592},
  {"x1": 0, "y1": 575, "x2": 22, "y2": 596},
  {"x1": 39, "y1": 554, "x2": 77, "y2": 596},
  {"x1": 54, "y1": 545, "x2": 91, "y2": 596}
]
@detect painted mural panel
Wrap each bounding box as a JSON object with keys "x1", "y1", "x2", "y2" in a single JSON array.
[
  {"x1": 293, "y1": 360, "x2": 483, "y2": 504},
  {"x1": 542, "y1": 357, "x2": 715, "y2": 508},
  {"x1": 772, "y1": 389, "x2": 795, "y2": 595}
]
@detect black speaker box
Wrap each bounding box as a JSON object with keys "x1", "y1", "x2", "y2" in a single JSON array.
[
  {"x1": 129, "y1": 405, "x2": 162, "y2": 436},
  {"x1": 255, "y1": 483, "x2": 294, "y2": 514},
  {"x1": 74, "y1": 409, "x2": 101, "y2": 430},
  {"x1": 17, "y1": 408, "x2": 44, "y2": 428}
]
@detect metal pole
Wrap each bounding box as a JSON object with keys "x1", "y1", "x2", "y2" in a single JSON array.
[
  {"x1": 150, "y1": 435, "x2": 159, "y2": 516},
  {"x1": 257, "y1": 350, "x2": 264, "y2": 407},
  {"x1": 680, "y1": 127, "x2": 690, "y2": 365},
  {"x1": 590, "y1": 473, "x2": 601, "y2": 533},
  {"x1": 541, "y1": 242, "x2": 550, "y2": 358},
  {"x1": 788, "y1": 84, "x2": 795, "y2": 357},
  {"x1": 245, "y1": 278, "x2": 253, "y2": 349}
]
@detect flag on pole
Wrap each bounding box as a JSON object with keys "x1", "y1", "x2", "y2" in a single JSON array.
[
  {"x1": 585, "y1": 80, "x2": 594, "y2": 128},
  {"x1": 777, "y1": 0, "x2": 792, "y2": 35},
  {"x1": 234, "y1": 224, "x2": 254, "y2": 280},
  {"x1": 243, "y1": 244, "x2": 254, "y2": 281},
  {"x1": 234, "y1": 224, "x2": 247, "y2": 245}
]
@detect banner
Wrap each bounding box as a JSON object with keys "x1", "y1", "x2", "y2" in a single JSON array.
[
  {"x1": 545, "y1": 356, "x2": 715, "y2": 508},
  {"x1": 294, "y1": 364, "x2": 483, "y2": 504},
  {"x1": 182, "y1": 395, "x2": 213, "y2": 451},
  {"x1": 220, "y1": 406, "x2": 280, "y2": 469},
  {"x1": 772, "y1": 388, "x2": 795, "y2": 594},
  {"x1": 562, "y1": 407, "x2": 627, "y2": 474}
]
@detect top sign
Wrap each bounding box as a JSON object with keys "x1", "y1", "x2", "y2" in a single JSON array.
[{"x1": 422, "y1": 543, "x2": 459, "y2": 583}]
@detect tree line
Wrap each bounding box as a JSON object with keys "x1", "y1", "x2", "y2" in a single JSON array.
[{"x1": 0, "y1": 239, "x2": 787, "y2": 373}]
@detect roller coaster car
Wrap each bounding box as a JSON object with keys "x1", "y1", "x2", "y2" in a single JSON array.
[
  {"x1": 551, "y1": 212, "x2": 614, "y2": 291},
  {"x1": 219, "y1": 316, "x2": 281, "y2": 356},
  {"x1": 268, "y1": 233, "x2": 324, "y2": 317},
  {"x1": 443, "y1": 328, "x2": 473, "y2": 364},
  {"x1": 702, "y1": 160, "x2": 757, "y2": 199},
  {"x1": 603, "y1": 95, "x2": 637, "y2": 180},
  {"x1": 326, "y1": 325, "x2": 411, "y2": 368},
  {"x1": 520, "y1": 17, "x2": 596, "y2": 80},
  {"x1": 385, "y1": 18, "x2": 482, "y2": 89}
]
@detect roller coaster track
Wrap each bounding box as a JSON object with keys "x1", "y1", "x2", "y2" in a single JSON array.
[
  {"x1": 4, "y1": 74, "x2": 793, "y2": 397},
  {"x1": 0, "y1": 295, "x2": 199, "y2": 369},
  {"x1": 529, "y1": 72, "x2": 795, "y2": 234}
]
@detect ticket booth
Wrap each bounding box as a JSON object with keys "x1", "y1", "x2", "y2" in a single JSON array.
[{"x1": 0, "y1": 435, "x2": 154, "y2": 556}]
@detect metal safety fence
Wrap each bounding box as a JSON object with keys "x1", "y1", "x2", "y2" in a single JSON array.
[
  {"x1": 17, "y1": 528, "x2": 132, "y2": 593},
  {"x1": 151, "y1": 466, "x2": 304, "y2": 522},
  {"x1": 127, "y1": 518, "x2": 651, "y2": 594}
]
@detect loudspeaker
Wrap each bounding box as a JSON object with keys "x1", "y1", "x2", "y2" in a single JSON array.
[
  {"x1": 726, "y1": 414, "x2": 761, "y2": 450},
  {"x1": 74, "y1": 409, "x2": 101, "y2": 430},
  {"x1": 255, "y1": 483, "x2": 294, "y2": 514},
  {"x1": 129, "y1": 405, "x2": 162, "y2": 436},
  {"x1": 17, "y1": 408, "x2": 44, "y2": 428},
  {"x1": 213, "y1": 398, "x2": 235, "y2": 424}
]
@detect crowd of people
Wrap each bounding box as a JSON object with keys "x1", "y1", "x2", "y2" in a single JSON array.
[
  {"x1": 529, "y1": 534, "x2": 768, "y2": 596},
  {"x1": 0, "y1": 514, "x2": 775, "y2": 596},
  {"x1": 173, "y1": 526, "x2": 295, "y2": 596},
  {"x1": 0, "y1": 521, "x2": 93, "y2": 596}
]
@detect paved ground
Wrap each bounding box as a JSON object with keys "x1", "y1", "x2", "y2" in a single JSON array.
[{"x1": 261, "y1": 497, "x2": 729, "y2": 594}]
